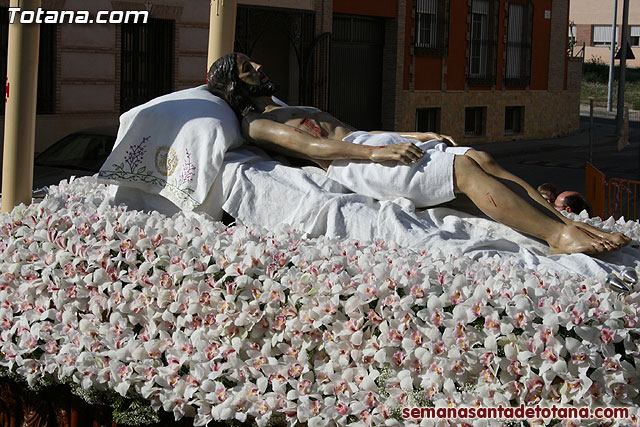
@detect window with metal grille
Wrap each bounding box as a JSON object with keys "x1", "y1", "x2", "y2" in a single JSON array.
[
  {"x1": 505, "y1": 1, "x2": 532, "y2": 86},
  {"x1": 464, "y1": 106, "x2": 486, "y2": 136},
  {"x1": 631, "y1": 26, "x2": 640, "y2": 47},
  {"x1": 504, "y1": 106, "x2": 524, "y2": 134},
  {"x1": 467, "y1": 0, "x2": 498, "y2": 86},
  {"x1": 0, "y1": 7, "x2": 56, "y2": 114},
  {"x1": 592, "y1": 25, "x2": 618, "y2": 46},
  {"x1": 416, "y1": 107, "x2": 441, "y2": 133},
  {"x1": 120, "y1": 18, "x2": 174, "y2": 113},
  {"x1": 414, "y1": 0, "x2": 449, "y2": 56}
]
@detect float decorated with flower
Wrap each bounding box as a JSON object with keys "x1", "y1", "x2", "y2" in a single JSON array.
[{"x1": 0, "y1": 176, "x2": 638, "y2": 427}]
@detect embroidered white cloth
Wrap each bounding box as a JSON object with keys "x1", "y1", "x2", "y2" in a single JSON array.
[{"x1": 98, "y1": 85, "x2": 242, "y2": 211}]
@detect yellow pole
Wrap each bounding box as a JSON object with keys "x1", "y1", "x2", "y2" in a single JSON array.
[
  {"x1": 1, "y1": 0, "x2": 41, "y2": 213},
  {"x1": 207, "y1": 0, "x2": 237, "y2": 72}
]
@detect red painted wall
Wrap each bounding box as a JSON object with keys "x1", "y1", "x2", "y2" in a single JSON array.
[
  {"x1": 530, "y1": 0, "x2": 552, "y2": 90},
  {"x1": 445, "y1": 2, "x2": 469, "y2": 91},
  {"x1": 333, "y1": 0, "x2": 397, "y2": 18}
]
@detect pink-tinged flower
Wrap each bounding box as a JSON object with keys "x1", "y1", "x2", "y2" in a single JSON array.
[
  {"x1": 424, "y1": 385, "x2": 437, "y2": 400},
  {"x1": 512, "y1": 312, "x2": 527, "y2": 328},
  {"x1": 392, "y1": 351, "x2": 406, "y2": 366},
  {"x1": 408, "y1": 284, "x2": 424, "y2": 299},
  {"x1": 288, "y1": 363, "x2": 303, "y2": 378},
  {"x1": 456, "y1": 337, "x2": 470, "y2": 351},
  {"x1": 603, "y1": 357, "x2": 620, "y2": 372},
  {"x1": 411, "y1": 330, "x2": 423, "y2": 346},
  {"x1": 481, "y1": 352, "x2": 495, "y2": 367},
  {"x1": 451, "y1": 359, "x2": 464, "y2": 374},
  {"x1": 508, "y1": 360, "x2": 523, "y2": 377},
  {"x1": 483, "y1": 318, "x2": 500, "y2": 333},
  {"x1": 1, "y1": 317, "x2": 13, "y2": 330},
  {"x1": 297, "y1": 379, "x2": 312, "y2": 395},
  {"x1": 364, "y1": 392, "x2": 377, "y2": 408},
  {"x1": 505, "y1": 380, "x2": 524, "y2": 396},
  {"x1": 588, "y1": 382, "x2": 602, "y2": 399},
  {"x1": 44, "y1": 341, "x2": 59, "y2": 354},
  {"x1": 119, "y1": 239, "x2": 134, "y2": 253},
  {"x1": 308, "y1": 400, "x2": 322, "y2": 416},
  {"x1": 185, "y1": 375, "x2": 200, "y2": 387},
  {"x1": 333, "y1": 380, "x2": 348, "y2": 395},
  {"x1": 257, "y1": 400, "x2": 270, "y2": 416},
  {"x1": 143, "y1": 367, "x2": 156, "y2": 381},
  {"x1": 480, "y1": 368, "x2": 496, "y2": 383},
  {"x1": 367, "y1": 309, "x2": 383, "y2": 324},
  {"x1": 433, "y1": 341, "x2": 445, "y2": 355},
  {"x1": 159, "y1": 273, "x2": 172, "y2": 289},
  {"x1": 384, "y1": 278, "x2": 397, "y2": 291},
  {"x1": 541, "y1": 347, "x2": 558, "y2": 363},
  {"x1": 571, "y1": 310, "x2": 585, "y2": 326},
  {"x1": 430, "y1": 310, "x2": 443, "y2": 327},
  {"x1": 387, "y1": 329, "x2": 402, "y2": 343},
  {"x1": 335, "y1": 402, "x2": 349, "y2": 416},
  {"x1": 429, "y1": 362, "x2": 443, "y2": 375},
  {"x1": 118, "y1": 365, "x2": 132, "y2": 380},
  {"x1": 624, "y1": 314, "x2": 638, "y2": 328},
  {"x1": 450, "y1": 289, "x2": 463, "y2": 304},
  {"x1": 600, "y1": 328, "x2": 614, "y2": 344},
  {"x1": 453, "y1": 322, "x2": 466, "y2": 338},
  {"x1": 253, "y1": 356, "x2": 267, "y2": 370}
]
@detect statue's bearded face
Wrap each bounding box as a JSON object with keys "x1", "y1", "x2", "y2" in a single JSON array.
[
  {"x1": 236, "y1": 53, "x2": 279, "y2": 97},
  {"x1": 206, "y1": 52, "x2": 279, "y2": 117}
]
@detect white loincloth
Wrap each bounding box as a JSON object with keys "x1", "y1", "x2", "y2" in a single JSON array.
[{"x1": 326, "y1": 131, "x2": 471, "y2": 207}]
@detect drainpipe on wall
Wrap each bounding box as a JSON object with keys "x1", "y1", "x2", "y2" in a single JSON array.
[
  {"x1": 207, "y1": 0, "x2": 237, "y2": 74},
  {"x1": 1, "y1": 0, "x2": 41, "y2": 213},
  {"x1": 607, "y1": 0, "x2": 618, "y2": 112},
  {"x1": 616, "y1": 0, "x2": 630, "y2": 139}
]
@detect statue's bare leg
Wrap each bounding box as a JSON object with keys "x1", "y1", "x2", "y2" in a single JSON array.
[
  {"x1": 453, "y1": 155, "x2": 616, "y2": 254},
  {"x1": 464, "y1": 150, "x2": 630, "y2": 248}
]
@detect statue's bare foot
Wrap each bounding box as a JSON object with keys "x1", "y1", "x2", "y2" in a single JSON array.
[
  {"x1": 549, "y1": 225, "x2": 619, "y2": 255},
  {"x1": 570, "y1": 220, "x2": 631, "y2": 248}
]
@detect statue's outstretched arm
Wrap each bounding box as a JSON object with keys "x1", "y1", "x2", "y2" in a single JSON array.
[
  {"x1": 370, "y1": 131, "x2": 460, "y2": 147},
  {"x1": 242, "y1": 117, "x2": 424, "y2": 165}
]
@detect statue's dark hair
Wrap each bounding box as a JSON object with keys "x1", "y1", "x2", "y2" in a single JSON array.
[{"x1": 207, "y1": 52, "x2": 251, "y2": 119}]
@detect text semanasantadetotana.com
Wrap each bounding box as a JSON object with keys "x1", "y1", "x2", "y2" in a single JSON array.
[
  {"x1": 402, "y1": 404, "x2": 630, "y2": 420},
  {"x1": 8, "y1": 8, "x2": 148, "y2": 24}
]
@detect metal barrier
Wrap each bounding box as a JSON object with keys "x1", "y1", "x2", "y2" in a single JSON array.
[
  {"x1": 608, "y1": 178, "x2": 640, "y2": 220},
  {"x1": 585, "y1": 162, "x2": 640, "y2": 221}
]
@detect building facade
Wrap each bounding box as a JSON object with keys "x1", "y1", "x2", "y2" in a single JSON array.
[
  {"x1": 2, "y1": 0, "x2": 580, "y2": 154},
  {"x1": 569, "y1": 0, "x2": 640, "y2": 68},
  {"x1": 400, "y1": 0, "x2": 582, "y2": 143}
]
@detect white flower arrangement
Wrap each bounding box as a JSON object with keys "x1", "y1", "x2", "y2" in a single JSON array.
[{"x1": 0, "y1": 176, "x2": 639, "y2": 427}]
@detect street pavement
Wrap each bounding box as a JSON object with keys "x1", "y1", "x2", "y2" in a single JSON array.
[{"x1": 474, "y1": 112, "x2": 640, "y2": 196}]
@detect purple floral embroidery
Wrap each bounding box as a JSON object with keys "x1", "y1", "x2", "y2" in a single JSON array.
[
  {"x1": 178, "y1": 150, "x2": 196, "y2": 185},
  {"x1": 123, "y1": 136, "x2": 150, "y2": 172}
]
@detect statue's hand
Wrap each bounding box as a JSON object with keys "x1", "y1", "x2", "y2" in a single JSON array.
[
  {"x1": 370, "y1": 143, "x2": 424, "y2": 165},
  {"x1": 426, "y1": 132, "x2": 458, "y2": 146}
]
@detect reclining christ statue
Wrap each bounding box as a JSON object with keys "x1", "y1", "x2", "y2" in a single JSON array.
[{"x1": 207, "y1": 52, "x2": 630, "y2": 255}]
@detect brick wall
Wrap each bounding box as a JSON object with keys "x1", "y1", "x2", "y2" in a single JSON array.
[
  {"x1": 575, "y1": 23, "x2": 591, "y2": 47},
  {"x1": 399, "y1": 89, "x2": 580, "y2": 143},
  {"x1": 567, "y1": 57, "x2": 583, "y2": 92}
]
